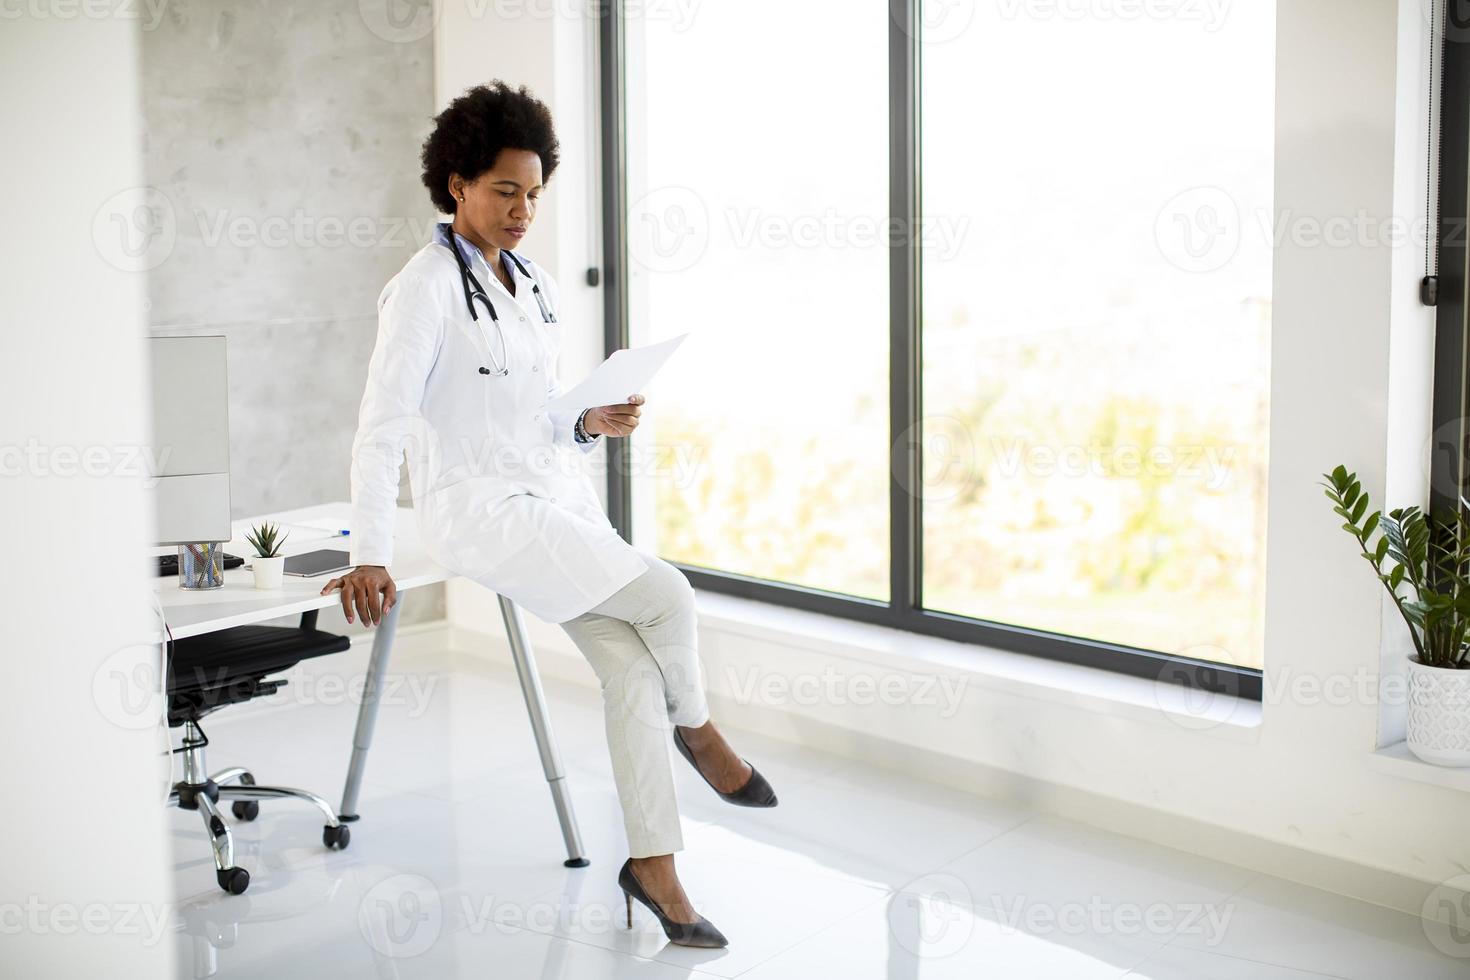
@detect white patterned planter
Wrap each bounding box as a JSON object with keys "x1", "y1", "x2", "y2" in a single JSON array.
[{"x1": 1407, "y1": 658, "x2": 1470, "y2": 767}]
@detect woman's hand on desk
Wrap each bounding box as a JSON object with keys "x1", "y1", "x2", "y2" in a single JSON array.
[
  {"x1": 584, "y1": 393, "x2": 644, "y2": 438},
  {"x1": 320, "y1": 565, "x2": 397, "y2": 628}
]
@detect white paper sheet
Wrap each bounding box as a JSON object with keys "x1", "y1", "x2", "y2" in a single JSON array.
[{"x1": 547, "y1": 333, "x2": 689, "y2": 411}]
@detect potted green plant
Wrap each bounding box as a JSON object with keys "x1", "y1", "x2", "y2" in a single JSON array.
[
  {"x1": 1323, "y1": 465, "x2": 1470, "y2": 766},
  {"x1": 245, "y1": 521, "x2": 289, "y2": 590}
]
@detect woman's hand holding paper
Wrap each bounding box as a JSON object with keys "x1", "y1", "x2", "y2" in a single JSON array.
[{"x1": 585, "y1": 394, "x2": 645, "y2": 437}]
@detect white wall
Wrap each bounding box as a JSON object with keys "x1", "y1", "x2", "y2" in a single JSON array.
[
  {"x1": 438, "y1": 0, "x2": 1468, "y2": 913},
  {"x1": 0, "y1": 16, "x2": 176, "y2": 979}
]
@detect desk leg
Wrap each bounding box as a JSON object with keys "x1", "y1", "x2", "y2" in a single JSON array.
[
  {"x1": 497, "y1": 594, "x2": 590, "y2": 868},
  {"x1": 338, "y1": 600, "x2": 400, "y2": 822}
]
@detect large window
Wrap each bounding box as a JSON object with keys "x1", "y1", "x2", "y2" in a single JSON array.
[
  {"x1": 604, "y1": 1, "x2": 1274, "y2": 690},
  {"x1": 620, "y1": 0, "x2": 891, "y2": 601},
  {"x1": 919, "y1": 3, "x2": 1275, "y2": 669}
]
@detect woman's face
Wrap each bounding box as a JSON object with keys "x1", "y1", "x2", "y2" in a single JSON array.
[{"x1": 450, "y1": 148, "x2": 544, "y2": 252}]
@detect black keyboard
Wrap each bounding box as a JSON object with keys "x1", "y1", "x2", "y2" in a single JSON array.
[{"x1": 154, "y1": 552, "x2": 246, "y2": 577}]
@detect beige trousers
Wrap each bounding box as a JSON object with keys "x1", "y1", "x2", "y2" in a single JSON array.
[{"x1": 557, "y1": 549, "x2": 711, "y2": 857}]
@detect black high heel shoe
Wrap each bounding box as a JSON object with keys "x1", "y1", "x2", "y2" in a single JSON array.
[
  {"x1": 672, "y1": 726, "x2": 778, "y2": 807},
  {"x1": 618, "y1": 858, "x2": 728, "y2": 948}
]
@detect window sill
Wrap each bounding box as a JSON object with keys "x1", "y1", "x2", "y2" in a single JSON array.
[
  {"x1": 1366, "y1": 741, "x2": 1470, "y2": 792},
  {"x1": 692, "y1": 589, "x2": 1263, "y2": 741}
]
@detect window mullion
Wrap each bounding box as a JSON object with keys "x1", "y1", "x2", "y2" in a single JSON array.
[{"x1": 890, "y1": 0, "x2": 922, "y2": 620}]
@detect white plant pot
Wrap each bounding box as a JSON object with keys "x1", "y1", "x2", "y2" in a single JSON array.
[
  {"x1": 251, "y1": 555, "x2": 285, "y2": 590},
  {"x1": 1406, "y1": 657, "x2": 1470, "y2": 767}
]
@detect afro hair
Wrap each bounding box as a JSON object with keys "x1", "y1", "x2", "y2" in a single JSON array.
[{"x1": 420, "y1": 81, "x2": 561, "y2": 215}]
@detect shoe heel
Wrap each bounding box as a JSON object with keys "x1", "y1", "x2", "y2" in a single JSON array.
[{"x1": 617, "y1": 857, "x2": 728, "y2": 948}]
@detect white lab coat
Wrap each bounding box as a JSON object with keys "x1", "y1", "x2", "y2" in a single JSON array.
[{"x1": 348, "y1": 236, "x2": 649, "y2": 622}]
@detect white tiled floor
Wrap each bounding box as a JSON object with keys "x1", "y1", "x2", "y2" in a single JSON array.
[{"x1": 165, "y1": 645, "x2": 1470, "y2": 979}]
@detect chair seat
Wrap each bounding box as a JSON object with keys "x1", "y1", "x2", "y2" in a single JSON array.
[{"x1": 169, "y1": 624, "x2": 351, "y2": 696}]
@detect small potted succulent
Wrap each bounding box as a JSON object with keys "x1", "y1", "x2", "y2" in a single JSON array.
[
  {"x1": 245, "y1": 521, "x2": 289, "y2": 590},
  {"x1": 1324, "y1": 465, "x2": 1470, "y2": 765}
]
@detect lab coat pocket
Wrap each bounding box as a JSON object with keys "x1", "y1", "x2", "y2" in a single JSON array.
[
  {"x1": 535, "y1": 317, "x2": 564, "y2": 349},
  {"x1": 423, "y1": 479, "x2": 530, "y2": 576}
]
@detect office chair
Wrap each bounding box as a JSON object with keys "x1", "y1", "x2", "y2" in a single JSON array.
[{"x1": 166, "y1": 609, "x2": 353, "y2": 895}]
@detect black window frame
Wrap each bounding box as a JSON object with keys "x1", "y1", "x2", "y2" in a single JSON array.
[
  {"x1": 1431, "y1": 12, "x2": 1470, "y2": 522},
  {"x1": 596, "y1": 0, "x2": 1263, "y2": 700}
]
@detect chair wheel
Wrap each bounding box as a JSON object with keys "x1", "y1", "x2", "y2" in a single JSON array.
[
  {"x1": 323, "y1": 824, "x2": 351, "y2": 850},
  {"x1": 216, "y1": 866, "x2": 250, "y2": 895},
  {"x1": 231, "y1": 800, "x2": 259, "y2": 821}
]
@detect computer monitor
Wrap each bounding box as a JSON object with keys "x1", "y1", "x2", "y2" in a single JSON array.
[{"x1": 145, "y1": 335, "x2": 232, "y2": 545}]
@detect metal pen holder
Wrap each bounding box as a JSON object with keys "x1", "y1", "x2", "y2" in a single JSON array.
[{"x1": 178, "y1": 542, "x2": 225, "y2": 590}]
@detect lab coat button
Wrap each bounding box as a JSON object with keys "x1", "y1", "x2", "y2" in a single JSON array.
[
  {"x1": 550, "y1": 497, "x2": 557, "y2": 504},
  {"x1": 533, "y1": 413, "x2": 540, "y2": 421},
  {"x1": 532, "y1": 365, "x2": 539, "y2": 372}
]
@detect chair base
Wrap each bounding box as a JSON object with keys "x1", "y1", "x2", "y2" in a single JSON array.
[{"x1": 167, "y1": 719, "x2": 349, "y2": 895}]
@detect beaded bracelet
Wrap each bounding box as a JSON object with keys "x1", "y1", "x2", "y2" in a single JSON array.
[{"x1": 574, "y1": 408, "x2": 598, "y2": 443}]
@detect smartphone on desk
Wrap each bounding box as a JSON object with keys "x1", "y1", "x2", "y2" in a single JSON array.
[{"x1": 281, "y1": 549, "x2": 353, "y2": 578}]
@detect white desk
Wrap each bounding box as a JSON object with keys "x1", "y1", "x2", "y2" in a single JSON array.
[{"x1": 152, "y1": 501, "x2": 589, "y2": 866}]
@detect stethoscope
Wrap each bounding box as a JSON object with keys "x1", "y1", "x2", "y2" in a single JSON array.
[{"x1": 445, "y1": 226, "x2": 558, "y2": 377}]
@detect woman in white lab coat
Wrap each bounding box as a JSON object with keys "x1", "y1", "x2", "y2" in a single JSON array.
[{"x1": 320, "y1": 82, "x2": 776, "y2": 948}]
